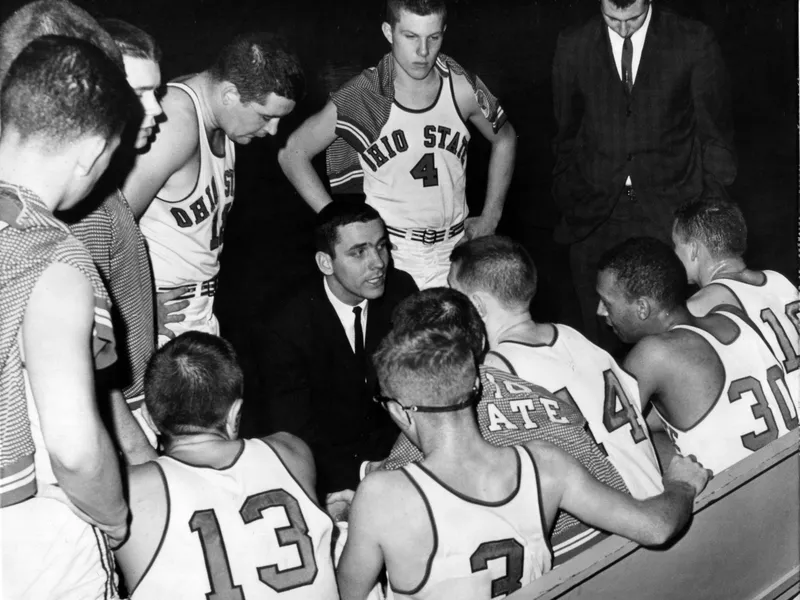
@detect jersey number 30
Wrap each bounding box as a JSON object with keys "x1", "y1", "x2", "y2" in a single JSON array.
[{"x1": 189, "y1": 489, "x2": 318, "y2": 599}]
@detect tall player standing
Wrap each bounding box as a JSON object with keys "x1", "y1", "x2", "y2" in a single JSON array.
[
  {"x1": 121, "y1": 33, "x2": 304, "y2": 344},
  {"x1": 279, "y1": 0, "x2": 517, "y2": 289}
]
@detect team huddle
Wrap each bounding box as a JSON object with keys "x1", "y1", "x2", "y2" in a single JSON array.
[{"x1": 0, "y1": 0, "x2": 797, "y2": 599}]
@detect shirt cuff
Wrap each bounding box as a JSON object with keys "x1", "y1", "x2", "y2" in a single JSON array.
[{"x1": 359, "y1": 460, "x2": 370, "y2": 481}]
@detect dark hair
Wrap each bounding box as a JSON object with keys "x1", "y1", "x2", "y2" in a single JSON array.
[
  {"x1": 0, "y1": 0, "x2": 123, "y2": 85},
  {"x1": 598, "y1": 237, "x2": 688, "y2": 310},
  {"x1": 209, "y1": 32, "x2": 304, "y2": 103},
  {"x1": 1, "y1": 35, "x2": 136, "y2": 145},
  {"x1": 673, "y1": 198, "x2": 747, "y2": 259},
  {"x1": 392, "y1": 287, "x2": 485, "y2": 359},
  {"x1": 450, "y1": 235, "x2": 537, "y2": 309},
  {"x1": 314, "y1": 201, "x2": 384, "y2": 256},
  {"x1": 373, "y1": 325, "x2": 476, "y2": 408},
  {"x1": 385, "y1": 0, "x2": 447, "y2": 27},
  {"x1": 606, "y1": 0, "x2": 645, "y2": 10},
  {"x1": 144, "y1": 332, "x2": 244, "y2": 437},
  {"x1": 99, "y1": 18, "x2": 161, "y2": 63}
]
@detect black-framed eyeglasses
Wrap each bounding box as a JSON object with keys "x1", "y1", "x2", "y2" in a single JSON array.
[{"x1": 373, "y1": 385, "x2": 481, "y2": 413}]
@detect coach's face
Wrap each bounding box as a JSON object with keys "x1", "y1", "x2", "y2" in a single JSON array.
[
  {"x1": 601, "y1": 0, "x2": 650, "y2": 38},
  {"x1": 596, "y1": 268, "x2": 642, "y2": 343},
  {"x1": 318, "y1": 218, "x2": 390, "y2": 305}
]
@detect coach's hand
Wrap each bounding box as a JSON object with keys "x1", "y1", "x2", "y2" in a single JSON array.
[
  {"x1": 326, "y1": 489, "x2": 355, "y2": 522},
  {"x1": 156, "y1": 287, "x2": 191, "y2": 339},
  {"x1": 459, "y1": 215, "x2": 498, "y2": 246}
]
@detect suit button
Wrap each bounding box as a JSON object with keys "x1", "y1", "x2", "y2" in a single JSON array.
[
  {"x1": 627, "y1": 153, "x2": 633, "y2": 161},
  {"x1": 626, "y1": 108, "x2": 632, "y2": 117}
]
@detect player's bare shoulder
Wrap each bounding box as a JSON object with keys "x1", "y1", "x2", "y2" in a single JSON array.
[
  {"x1": 154, "y1": 80, "x2": 201, "y2": 155},
  {"x1": 687, "y1": 282, "x2": 741, "y2": 316}
]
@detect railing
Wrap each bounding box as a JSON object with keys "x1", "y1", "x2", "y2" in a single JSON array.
[{"x1": 509, "y1": 429, "x2": 800, "y2": 600}]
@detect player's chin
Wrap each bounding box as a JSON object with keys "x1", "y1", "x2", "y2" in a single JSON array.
[{"x1": 361, "y1": 277, "x2": 386, "y2": 298}]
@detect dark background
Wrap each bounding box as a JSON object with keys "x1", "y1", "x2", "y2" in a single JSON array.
[{"x1": 2, "y1": 0, "x2": 797, "y2": 402}]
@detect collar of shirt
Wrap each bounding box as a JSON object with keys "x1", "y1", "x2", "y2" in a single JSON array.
[
  {"x1": 323, "y1": 277, "x2": 368, "y2": 353},
  {"x1": 607, "y1": 2, "x2": 653, "y2": 83}
]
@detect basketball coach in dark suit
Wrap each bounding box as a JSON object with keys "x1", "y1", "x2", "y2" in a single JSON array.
[
  {"x1": 552, "y1": 0, "x2": 736, "y2": 347},
  {"x1": 257, "y1": 202, "x2": 417, "y2": 498}
]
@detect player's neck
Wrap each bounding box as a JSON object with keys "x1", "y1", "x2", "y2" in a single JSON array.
[
  {"x1": 418, "y1": 419, "x2": 488, "y2": 464},
  {"x1": 487, "y1": 311, "x2": 537, "y2": 347},
  {"x1": 703, "y1": 257, "x2": 748, "y2": 286},
  {"x1": 659, "y1": 304, "x2": 693, "y2": 332},
  {"x1": 393, "y1": 62, "x2": 440, "y2": 105},
  {"x1": 191, "y1": 72, "x2": 223, "y2": 135},
  {"x1": 0, "y1": 146, "x2": 70, "y2": 212}
]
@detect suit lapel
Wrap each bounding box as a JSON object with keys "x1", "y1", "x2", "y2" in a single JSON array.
[
  {"x1": 314, "y1": 278, "x2": 359, "y2": 362},
  {"x1": 594, "y1": 18, "x2": 628, "y2": 101},
  {"x1": 627, "y1": 5, "x2": 663, "y2": 101}
]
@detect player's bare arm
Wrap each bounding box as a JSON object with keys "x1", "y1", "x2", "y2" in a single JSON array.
[
  {"x1": 528, "y1": 441, "x2": 709, "y2": 546},
  {"x1": 338, "y1": 469, "x2": 432, "y2": 599},
  {"x1": 452, "y1": 72, "x2": 516, "y2": 240},
  {"x1": 122, "y1": 86, "x2": 201, "y2": 219},
  {"x1": 23, "y1": 262, "x2": 129, "y2": 546},
  {"x1": 263, "y1": 431, "x2": 319, "y2": 503},
  {"x1": 687, "y1": 282, "x2": 741, "y2": 317},
  {"x1": 114, "y1": 461, "x2": 169, "y2": 591},
  {"x1": 108, "y1": 387, "x2": 157, "y2": 465},
  {"x1": 278, "y1": 100, "x2": 339, "y2": 213}
]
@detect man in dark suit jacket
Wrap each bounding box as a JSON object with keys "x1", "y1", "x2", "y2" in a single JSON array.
[
  {"x1": 552, "y1": 0, "x2": 736, "y2": 348},
  {"x1": 258, "y1": 201, "x2": 417, "y2": 499}
]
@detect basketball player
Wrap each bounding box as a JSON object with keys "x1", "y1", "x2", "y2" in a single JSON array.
[
  {"x1": 63, "y1": 17, "x2": 163, "y2": 458},
  {"x1": 672, "y1": 197, "x2": 800, "y2": 402},
  {"x1": 448, "y1": 236, "x2": 663, "y2": 499},
  {"x1": 0, "y1": 36, "x2": 136, "y2": 599},
  {"x1": 597, "y1": 237, "x2": 798, "y2": 475},
  {"x1": 278, "y1": 0, "x2": 517, "y2": 289},
  {"x1": 338, "y1": 323, "x2": 710, "y2": 599},
  {"x1": 115, "y1": 332, "x2": 338, "y2": 599},
  {"x1": 376, "y1": 287, "x2": 636, "y2": 566},
  {"x1": 121, "y1": 33, "x2": 304, "y2": 344}
]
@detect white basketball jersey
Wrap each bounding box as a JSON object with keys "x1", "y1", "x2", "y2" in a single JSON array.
[
  {"x1": 656, "y1": 310, "x2": 798, "y2": 475},
  {"x1": 132, "y1": 439, "x2": 337, "y2": 600},
  {"x1": 491, "y1": 325, "x2": 663, "y2": 499},
  {"x1": 711, "y1": 270, "x2": 800, "y2": 404},
  {"x1": 361, "y1": 63, "x2": 470, "y2": 229},
  {"x1": 390, "y1": 447, "x2": 551, "y2": 600},
  {"x1": 139, "y1": 81, "x2": 236, "y2": 288}
]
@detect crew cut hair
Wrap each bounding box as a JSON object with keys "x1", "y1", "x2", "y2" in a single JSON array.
[
  {"x1": 392, "y1": 287, "x2": 486, "y2": 360},
  {"x1": 209, "y1": 32, "x2": 304, "y2": 103},
  {"x1": 100, "y1": 18, "x2": 161, "y2": 63},
  {"x1": 144, "y1": 332, "x2": 244, "y2": 437},
  {"x1": 1, "y1": 35, "x2": 136, "y2": 146},
  {"x1": 314, "y1": 201, "x2": 384, "y2": 257},
  {"x1": 673, "y1": 197, "x2": 748, "y2": 260},
  {"x1": 450, "y1": 235, "x2": 538, "y2": 310},
  {"x1": 0, "y1": 0, "x2": 123, "y2": 86},
  {"x1": 598, "y1": 237, "x2": 688, "y2": 311},
  {"x1": 385, "y1": 0, "x2": 447, "y2": 27},
  {"x1": 373, "y1": 325, "x2": 476, "y2": 409}
]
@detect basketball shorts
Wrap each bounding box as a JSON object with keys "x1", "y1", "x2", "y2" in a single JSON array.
[{"x1": 390, "y1": 232, "x2": 464, "y2": 290}]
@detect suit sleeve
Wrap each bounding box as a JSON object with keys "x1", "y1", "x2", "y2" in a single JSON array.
[
  {"x1": 551, "y1": 33, "x2": 587, "y2": 210},
  {"x1": 692, "y1": 28, "x2": 737, "y2": 194}
]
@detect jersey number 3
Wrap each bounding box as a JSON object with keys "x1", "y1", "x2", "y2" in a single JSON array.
[
  {"x1": 410, "y1": 153, "x2": 440, "y2": 187},
  {"x1": 470, "y1": 539, "x2": 524, "y2": 597},
  {"x1": 189, "y1": 489, "x2": 318, "y2": 599}
]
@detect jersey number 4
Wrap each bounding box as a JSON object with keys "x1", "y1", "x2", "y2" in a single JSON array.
[
  {"x1": 470, "y1": 539, "x2": 525, "y2": 598},
  {"x1": 189, "y1": 489, "x2": 318, "y2": 599},
  {"x1": 410, "y1": 153, "x2": 439, "y2": 187}
]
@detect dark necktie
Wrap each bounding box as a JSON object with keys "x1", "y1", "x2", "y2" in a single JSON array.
[
  {"x1": 622, "y1": 36, "x2": 634, "y2": 95},
  {"x1": 353, "y1": 306, "x2": 364, "y2": 366}
]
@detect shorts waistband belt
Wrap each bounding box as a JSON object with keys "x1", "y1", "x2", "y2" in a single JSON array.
[
  {"x1": 386, "y1": 221, "x2": 465, "y2": 246},
  {"x1": 158, "y1": 276, "x2": 218, "y2": 300}
]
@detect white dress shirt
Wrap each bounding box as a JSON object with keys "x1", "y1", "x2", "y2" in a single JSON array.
[
  {"x1": 323, "y1": 277, "x2": 368, "y2": 353},
  {"x1": 608, "y1": 4, "x2": 653, "y2": 186}
]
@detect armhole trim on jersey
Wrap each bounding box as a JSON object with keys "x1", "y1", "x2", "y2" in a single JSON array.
[
  {"x1": 256, "y1": 437, "x2": 334, "y2": 526},
  {"x1": 714, "y1": 305, "x2": 784, "y2": 366},
  {"x1": 393, "y1": 76, "x2": 444, "y2": 114},
  {"x1": 653, "y1": 329, "x2": 728, "y2": 434},
  {"x1": 413, "y1": 449, "x2": 522, "y2": 508},
  {"x1": 153, "y1": 83, "x2": 203, "y2": 205},
  {"x1": 448, "y1": 70, "x2": 468, "y2": 126},
  {"x1": 486, "y1": 349, "x2": 517, "y2": 376},
  {"x1": 390, "y1": 467, "x2": 439, "y2": 596},
  {"x1": 128, "y1": 461, "x2": 171, "y2": 598},
  {"x1": 520, "y1": 445, "x2": 554, "y2": 559}
]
